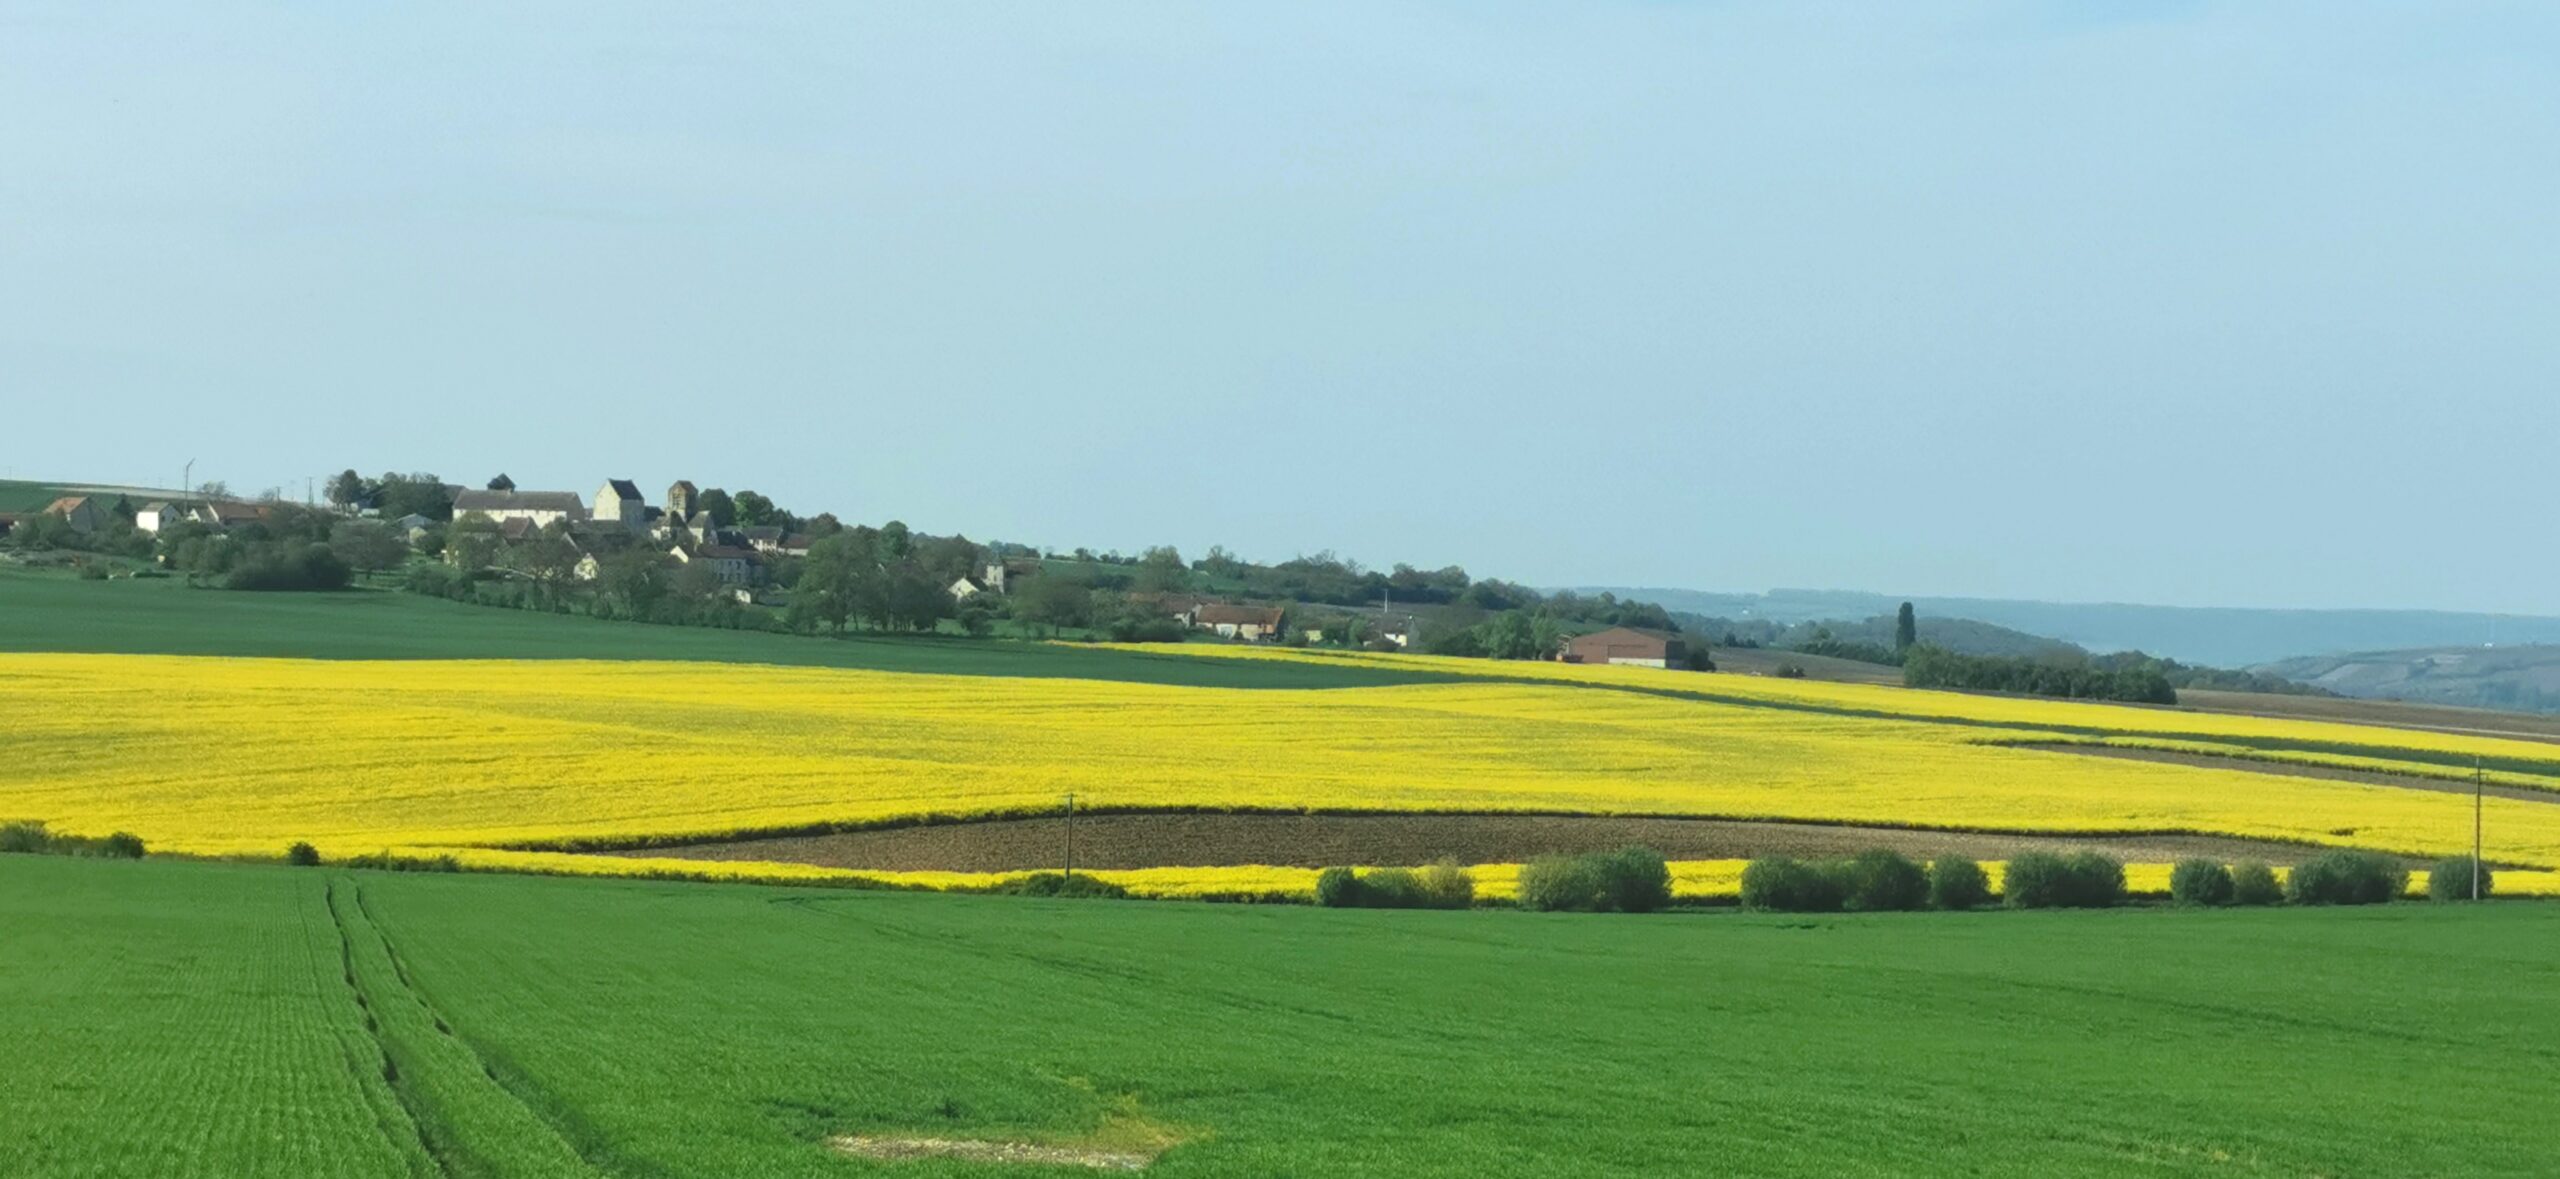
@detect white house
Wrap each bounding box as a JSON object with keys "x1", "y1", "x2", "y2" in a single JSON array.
[
  {"x1": 451, "y1": 489, "x2": 587, "y2": 529},
  {"x1": 1196, "y1": 604, "x2": 1286, "y2": 642},
  {"x1": 593, "y1": 479, "x2": 647, "y2": 532},
  {"x1": 44, "y1": 496, "x2": 108, "y2": 535},
  {"x1": 671, "y1": 543, "x2": 757, "y2": 586}
]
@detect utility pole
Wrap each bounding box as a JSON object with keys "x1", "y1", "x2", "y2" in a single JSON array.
[
  {"x1": 1063, "y1": 792, "x2": 1075, "y2": 884},
  {"x1": 182, "y1": 458, "x2": 194, "y2": 500},
  {"x1": 2475, "y1": 756, "x2": 2486, "y2": 901}
]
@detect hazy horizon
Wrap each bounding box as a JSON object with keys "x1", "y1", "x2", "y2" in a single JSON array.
[{"x1": 7, "y1": 2, "x2": 2554, "y2": 615}]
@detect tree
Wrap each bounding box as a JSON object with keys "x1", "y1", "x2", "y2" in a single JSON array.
[
  {"x1": 508, "y1": 521, "x2": 583, "y2": 589},
  {"x1": 790, "y1": 534, "x2": 868, "y2": 635},
  {"x1": 1197, "y1": 545, "x2": 1245, "y2": 579},
  {"x1": 328, "y1": 521, "x2": 408, "y2": 575},
  {"x1": 1134, "y1": 545, "x2": 1189, "y2": 593},
  {"x1": 373, "y1": 473, "x2": 454, "y2": 522},
  {"x1": 486, "y1": 473, "x2": 516, "y2": 492},
  {"x1": 1015, "y1": 573, "x2": 1093, "y2": 635},
  {"x1": 732, "y1": 490, "x2": 780, "y2": 528},
  {"x1": 883, "y1": 563, "x2": 951, "y2": 631},
  {"x1": 1895, "y1": 602, "x2": 1918, "y2": 653},
  {"x1": 325, "y1": 469, "x2": 371, "y2": 510},
  {"x1": 597, "y1": 549, "x2": 671, "y2": 620},
  {"x1": 695, "y1": 488, "x2": 735, "y2": 527},
  {"x1": 444, "y1": 516, "x2": 503, "y2": 571}
]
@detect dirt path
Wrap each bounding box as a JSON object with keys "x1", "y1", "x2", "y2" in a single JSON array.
[
  {"x1": 2019, "y1": 743, "x2": 2560, "y2": 806},
  {"x1": 602, "y1": 812, "x2": 2341, "y2": 873}
]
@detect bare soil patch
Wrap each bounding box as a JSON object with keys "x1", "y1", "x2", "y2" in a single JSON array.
[
  {"x1": 606, "y1": 812, "x2": 2333, "y2": 872},
  {"x1": 832, "y1": 1135, "x2": 1155, "y2": 1170},
  {"x1": 2021, "y1": 743, "x2": 2560, "y2": 806}
]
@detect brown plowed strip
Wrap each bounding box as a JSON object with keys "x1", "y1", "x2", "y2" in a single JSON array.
[
  {"x1": 2018, "y1": 743, "x2": 2560, "y2": 805},
  {"x1": 601, "y1": 813, "x2": 2338, "y2": 872}
]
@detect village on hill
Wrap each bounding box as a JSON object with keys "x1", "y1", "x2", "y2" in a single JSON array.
[{"x1": 0, "y1": 472, "x2": 1703, "y2": 666}]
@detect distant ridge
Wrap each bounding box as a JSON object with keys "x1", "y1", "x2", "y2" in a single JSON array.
[{"x1": 1576, "y1": 587, "x2": 2560, "y2": 668}]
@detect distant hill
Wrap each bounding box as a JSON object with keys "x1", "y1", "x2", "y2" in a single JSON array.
[
  {"x1": 2262, "y1": 645, "x2": 2560, "y2": 715},
  {"x1": 1584, "y1": 587, "x2": 2560, "y2": 667},
  {"x1": 1673, "y1": 611, "x2": 2076, "y2": 660}
]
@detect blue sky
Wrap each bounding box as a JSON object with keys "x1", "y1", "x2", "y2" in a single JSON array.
[{"x1": 3, "y1": 2, "x2": 2553, "y2": 612}]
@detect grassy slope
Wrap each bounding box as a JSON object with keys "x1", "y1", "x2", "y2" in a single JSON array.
[
  {"x1": 0, "y1": 569, "x2": 1442, "y2": 690},
  {"x1": 7, "y1": 855, "x2": 2554, "y2": 1178}
]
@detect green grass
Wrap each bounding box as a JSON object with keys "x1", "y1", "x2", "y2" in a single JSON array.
[
  {"x1": 0, "y1": 479, "x2": 79, "y2": 514},
  {"x1": 0, "y1": 568, "x2": 1445, "y2": 690},
  {"x1": 7, "y1": 854, "x2": 2555, "y2": 1177}
]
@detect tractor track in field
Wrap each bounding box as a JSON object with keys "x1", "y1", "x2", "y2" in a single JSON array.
[
  {"x1": 2017, "y1": 743, "x2": 2560, "y2": 805},
  {"x1": 324, "y1": 880, "x2": 457, "y2": 1179},
  {"x1": 327, "y1": 877, "x2": 627, "y2": 1179}
]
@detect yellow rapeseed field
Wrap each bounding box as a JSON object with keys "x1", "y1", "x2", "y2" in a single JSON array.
[
  {"x1": 1122, "y1": 644, "x2": 2560, "y2": 789},
  {"x1": 7, "y1": 652, "x2": 2560, "y2": 884}
]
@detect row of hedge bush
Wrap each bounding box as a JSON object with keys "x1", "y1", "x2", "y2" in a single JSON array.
[
  {"x1": 0, "y1": 821, "x2": 146, "y2": 860},
  {"x1": 1738, "y1": 848, "x2": 2499, "y2": 912},
  {"x1": 2173, "y1": 851, "x2": 2495, "y2": 905},
  {"x1": 1313, "y1": 850, "x2": 1675, "y2": 913},
  {"x1": 1315, "y1": 862, "x2": 1477, "y2": 910}
]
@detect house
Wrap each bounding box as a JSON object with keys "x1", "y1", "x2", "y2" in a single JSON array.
[
  {"x1": 671, "y1": 543, "x2": 758, "y2": 586},
  {"x1": 1559, "y1": 626, "x2": 1687, "y2": 669},
  {"x1": 666, "y1": 480, "x2": 698, "y2": 521},
  {"x1": 204, "y1": 501, "x2": 266, "y2": 530},
  {"x1": 774, "y1": 534, "x2": 812, "y2": 558},
  {"x1": 44, "y1": 496, "x2": 107, "y2": 535},
  {"x1": 1137, "y1": 594, "x2": 1203, "y2": 626},
  {"x1": 451, "y1": 489, "x2": 586, "y2": 529},
  {"x1": 978, "y1": 557, "x2": 1042, "y2": 594},
  {"x1": 392, "y1": 513, "x2": 435, "y2": 542},
  {"x1": 947, "y1": 576, "x2": 986, "y2": 603},
  {"x1": 593, "y1": 479, "x2": 647, "y2": 531},
  {"x1": 135, "y1": 502, "x2": 181, "y2": 533},
  {"x1": 1195, "y1": 604, "x2": 1286, "y2": 642}
]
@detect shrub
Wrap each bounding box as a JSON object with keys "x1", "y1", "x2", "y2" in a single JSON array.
[
  {"x1": 1593, "y1": 846, "x2": 1673, "y2": 914},
  {"x1": 991, "y1": 872, "x2": 1131, "y2": 899},
  {"x1": 224, "y1": 542, "x2": 353, "y2": 592},
  {"x1": 286, "y1": 841, "x2": 323, "y2": 867},
  {"x1": 2005, "y1": 852, "x2": 2124, "y2": 909},
  {"x1": 0, "y1": 820, "x2": 48, "y2": 854},
  {"x1": 1314, "y1": 866, "x2": 1363, "y2": 908},
  {"x1": 2062, "y1": 852, "x2": 2125, "y2": 908},
  {"x1": 2229, "y1": 860, "x2": 2283, "y2": 906},
  {"x1": 1927, "y1": 856, "x2": 1991, "y2": 911},
  {"x1": 2427, "y1": 855, "x2": 2494, "y2": 902},
  {"x1": 2168, "y1": 859, "x2": 2234, "y2": 907},
  {"x1": 1740, "y1": 856, "x2": 1844, "y2": 913},
  {"x1": 1418, "y1": 860, "x2": 1476, "y2": 910},
  {"x1": 1358, "y1": 868, "x2": 1428, "y2": 910},
  {"x1": 1518, "y1": 854, "x2": 1609, "y2": 913},
  {"x1": 2001, "y1": 853, "x2": 2073, "y2": 909},
  {"x1": 2286, "y1": 850, "x2": 2407, "y2": 906},
  {"x1": 99, "y1": 832, "x2": 146, "y2": 860},
  {"x1": 1839, "y1": 849, "x2": 1930, "y2": 912}
]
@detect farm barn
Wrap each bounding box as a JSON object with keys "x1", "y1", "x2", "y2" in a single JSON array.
[{"x1": 1560, "y1": 626, "x2": 1686, "y2": 668}]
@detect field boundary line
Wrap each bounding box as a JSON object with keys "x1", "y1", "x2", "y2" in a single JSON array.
[{"x1": 499, "y1": 803, "x2": 2371, "y2": 858}]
